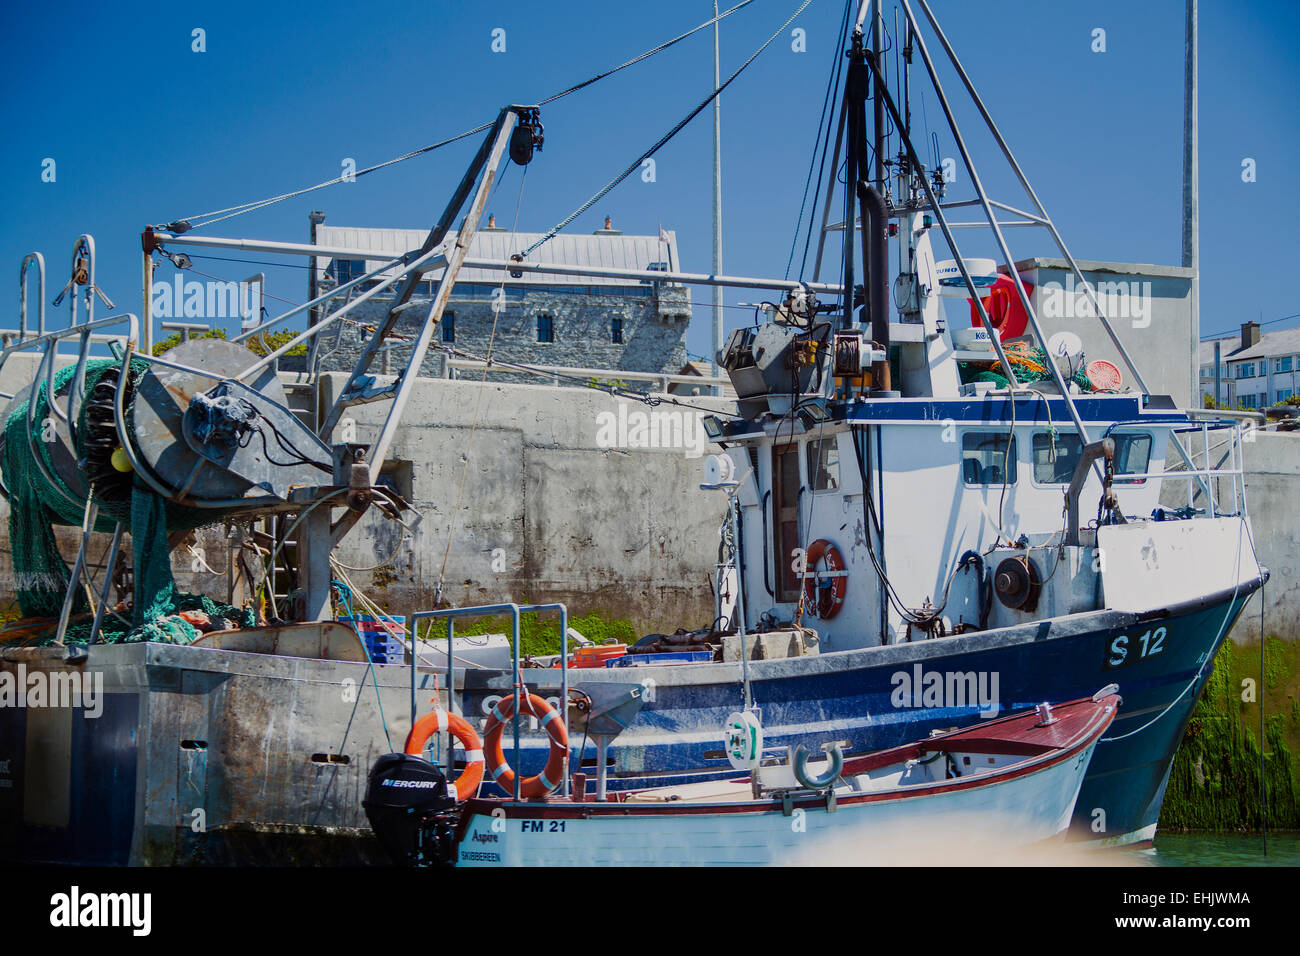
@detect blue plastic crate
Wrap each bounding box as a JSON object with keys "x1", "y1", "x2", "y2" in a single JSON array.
[
  {"x1": 364, "y1": 634, "x2": 404, "y2": 664},
  {"x1": 606, "y1": 650, "x2": 713, "y2": 667}
]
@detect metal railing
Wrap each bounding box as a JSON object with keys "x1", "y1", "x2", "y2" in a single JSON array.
[
  {"x1": 408, "y1": 601, "x2": 570, "y2": 803},
  {"x1": 1107, "y1": 419, "x2": 1249, "y2": 519}
]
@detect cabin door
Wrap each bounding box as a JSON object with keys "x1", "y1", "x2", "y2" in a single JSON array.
[{"x1": 772, "y1": 444, "x2": 802, "y2": 603}]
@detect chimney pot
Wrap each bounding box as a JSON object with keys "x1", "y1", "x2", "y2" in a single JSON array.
[{"x1": 1241, "y1": 321, "x2": 1261, "y2": 351}]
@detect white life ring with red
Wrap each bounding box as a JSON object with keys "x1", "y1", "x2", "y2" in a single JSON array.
[
  {"x1": 404, "y1": 705, "x2": 485, "y2": 801},
  {"x1": 482, "y1": 692, "x2": 569, "y2": 798},
  {"x1": 804, "y1": 539, "x2": 847, "y2": 619}
]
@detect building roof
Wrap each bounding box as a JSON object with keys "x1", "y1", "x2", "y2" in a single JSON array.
[
  {"x1": 668, "y1": 361, "x2": 736, "y2": 398},
  {"x1": 1199, "y1": 325, "x2": 1300, "y2": 366},
  {"x1": 314, "y1": 225, "x2": 679, "y2": 287}
]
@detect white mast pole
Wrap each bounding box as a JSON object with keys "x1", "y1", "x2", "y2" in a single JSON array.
[
  {"x1": 1182, "y1": 0, "x2": 1199, "y2": 406},
  {"x1": 711, "y1": 1, "x2": 724, "y2": 394}
]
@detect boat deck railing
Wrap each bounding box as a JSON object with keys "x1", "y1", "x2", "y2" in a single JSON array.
[
  {"x1": 408, "y1": 601, "x2": 570, "y2": 802},
  {"x1": 1107, "y1": 418, "x2": 1249, "y2": 519}
]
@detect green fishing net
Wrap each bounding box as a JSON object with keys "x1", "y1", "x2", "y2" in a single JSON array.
[{"x1": 2, "y1": 358, "x2": 255, "y2": 645}]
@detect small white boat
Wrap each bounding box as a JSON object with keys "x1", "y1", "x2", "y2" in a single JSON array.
[{"x1": 445, "y1": 691, "x2": 1118, "y2": 867}]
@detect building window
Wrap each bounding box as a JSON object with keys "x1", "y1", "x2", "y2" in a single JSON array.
[
  {"x1": 331, "y1": 259, "x2": 366, "y2": 284},
  {"x1": 1276, "y1": 388, "x2": 1293, "y2": 402},
  {"x1": 961, "y1": 433, "x2": 1016, "y2": 486},
  {"x1": 536, "y1": 314, "x2": 554, "y2": 343},
  {"x1": 1276, "y1": 356, "x2": 1293, "y2": 373},
  {"x1": 611, "y1": 318, "x2": 623, "y2": 344},
  {"x1": 1236, "y1": 362, "x2": 1255, "y2": 379},
  {"x1": 441, "y1": 312, "x2": 455, "y2": 343}
]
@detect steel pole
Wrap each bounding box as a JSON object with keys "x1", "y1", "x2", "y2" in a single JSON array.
[
  {"x1": 1182, "y1": 0, "x2": 1200, "y2": 406},
  {"x1": 712, "y1": 0, "x2": 724, "y2": 392}
]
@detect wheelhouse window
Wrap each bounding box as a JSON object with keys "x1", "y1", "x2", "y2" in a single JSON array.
[
  {"x1": 536, "y1": 313, "x2": 554, "y2": 343},
  {"x1": 1112, "y1": 433, "x2": 1153, "y2": 484},
  {"x1": 962, "y1": 433, "x2": 1016, "y2": 486},
  {"x1": 1031, "y1": 431, "x2": 1153, "y2": 485},
  {"x1": 1032, "y1": 433, "x2": 1082, "y2": 484},
  {"x1": 807, "y1": 438, "x2": 840, "y2": 492}
]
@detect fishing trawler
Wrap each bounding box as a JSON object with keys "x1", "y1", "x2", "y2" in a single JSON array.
[
  {"x1": 0, "y1": 0, "x2": 1263, "y2": 866},
  {"x1": 402, "y1": 1, "x2": 1264, "y2": 851}
]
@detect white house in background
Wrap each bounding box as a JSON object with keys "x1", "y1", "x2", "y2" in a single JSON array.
[{"x1": 1199, "y1": 321, "x2": 1300, "y2": 409}]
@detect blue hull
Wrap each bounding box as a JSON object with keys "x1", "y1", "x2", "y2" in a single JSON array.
[{"x1": 463, "y1": 583, "x2": 1259, "y2": 846}]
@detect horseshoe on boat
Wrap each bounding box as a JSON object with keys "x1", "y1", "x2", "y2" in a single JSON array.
[{"x1": 793, "y1": 742, "x2": 844, "y2": 789}]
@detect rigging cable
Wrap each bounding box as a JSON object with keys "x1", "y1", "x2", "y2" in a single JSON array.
[
  {"x1": 785, "y1": 0, "x2": 854, "y2": 281},
  {"x1": 521, "y1": 0, "x2": 815, "y2": 258},
  {"x1": 163, "y1": 2, "x2": 756, "y2": 231}
]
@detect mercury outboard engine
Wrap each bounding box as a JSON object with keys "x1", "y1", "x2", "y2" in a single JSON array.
[{"x1": 363, "y1": 753, "x2": 459, "y2": 867}]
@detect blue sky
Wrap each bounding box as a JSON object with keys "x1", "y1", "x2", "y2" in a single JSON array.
[{"x1": 2, "y1": 0, "x2": 1297, "y2": 363}]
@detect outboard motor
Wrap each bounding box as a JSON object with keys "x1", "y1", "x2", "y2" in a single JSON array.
[{"x1": 363, "y1": 753, "x2": 459, "y2": 867}]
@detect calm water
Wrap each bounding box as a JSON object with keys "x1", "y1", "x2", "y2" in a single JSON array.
[{"x1": 1141, "y1": 832, "x2": 1300, "y2": 866}]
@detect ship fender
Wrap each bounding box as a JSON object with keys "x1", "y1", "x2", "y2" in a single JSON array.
[
  {"x1": 483, "y1": 692, "x2": 570, "y2": 798},
  {"x1": 404, "y1": 706, "x2": 486, "y2": 801}
]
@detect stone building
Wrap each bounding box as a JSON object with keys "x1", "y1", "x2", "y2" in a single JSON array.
[{"x1": 307, "y1": 219, "x2": 690, "y2": 385}]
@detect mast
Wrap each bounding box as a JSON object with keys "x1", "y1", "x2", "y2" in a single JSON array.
[
  {"x1": 1182, "y1": 0, "x2": 1199, "y2": 406},
  {"x1": 711, "y1": 1, "x2": 724, "y2": 394}
]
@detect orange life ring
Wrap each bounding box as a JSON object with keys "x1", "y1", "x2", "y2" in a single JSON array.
[
  {"x1": 404, "y1": 704, "x2": 485, "y2": 801},
  {"x1": 803, "y1": 539, "x2": 847, "y2": 619},
  {"x1": 482, "y1": 692, "x2": 569, "y2": 798},
  {"x1": 968, "y1": 274, "x2": 1034, "y2": 339}
]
